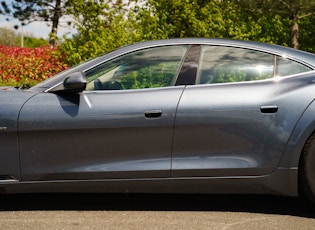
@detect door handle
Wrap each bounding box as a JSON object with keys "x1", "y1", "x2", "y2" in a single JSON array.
[
  {"x1": 260, "y1": 105, "x2": 278, "y2": 113},
  {"x1": 144, "y1": 110, "x2": 162, "y2": 118}
]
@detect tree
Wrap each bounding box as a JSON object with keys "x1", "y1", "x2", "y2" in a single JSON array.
[
  {"x1": 299, "y1": 15, "x2": 315, "y2": 52},
  {"x1": 0, "y1": 0, "x2": 68, "y2": 46},
  {"x1": 60, "y1": 0, "x2": 137, "y2": 65},
  {"x1": 0, "y1": 27, "x2": 49, "y2": 47},
  {"x1": 60, "y1": 0, "x2": 293, "y2": 66},
  {"x1": 232, "y1": 0, "x2": 315, "y2": 49},
  {"x1": 135, "y1": 0, "x2": 289, "y2": 44},
  {"x1": 23, "y1": 36, "x2": 49, "y2": 48},
  {"x1": 137, "y1": 0, "x2": 231, "y2": 39},
  {"x1": 0, "y1": 27, "x2": 18, "y2": 46}
]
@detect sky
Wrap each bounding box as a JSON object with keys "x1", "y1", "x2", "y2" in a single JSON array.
[
  {"x1": 0, "y1": 0, "x2": 133, "y2": 40},
  {"x1": 0, "y1": 12, "x2": 75, "y2": 39}
]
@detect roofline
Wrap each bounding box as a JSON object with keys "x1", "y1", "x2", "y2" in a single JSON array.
[
  {"x1": 140, "y1": 38, "x2": 315, "y2": 68},
  {"x1": 31, "y1": 38, "x2": 315, "y2": 92}
]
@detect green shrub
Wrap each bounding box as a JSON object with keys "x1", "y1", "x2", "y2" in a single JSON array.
[{"x1": 0, "y1": 46, "x2": 69, "y2": 87}]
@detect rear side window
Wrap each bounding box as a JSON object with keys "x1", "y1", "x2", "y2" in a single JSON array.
[
  {"x1": 276, "y1": 56, "x2": 312, "y2": 77},
  {"x1": 197, "y1": 45, "x2": 274, "y2": 84},
  {"x1": 197, "y1": 45, "x2": 312, "y2": 85}
]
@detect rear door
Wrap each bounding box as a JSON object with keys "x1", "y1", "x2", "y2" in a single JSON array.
[{"x1": 172, "y1": 45, "x2": 314, "y2": 177}]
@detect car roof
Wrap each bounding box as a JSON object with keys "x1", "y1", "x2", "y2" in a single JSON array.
[
  {"x1": 79, "y1": 38, "x2": 315, "y2": 73},
  {"x1": 128, "y1": 38, "x2": 315, "y2": 67},
  {"x1": 31, "y1": 38, "x2": 315, "y2": 91}
]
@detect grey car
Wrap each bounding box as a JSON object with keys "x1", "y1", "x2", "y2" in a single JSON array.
[{"x1": 2, "y1": 38, "x2": 315, "y2": 205}]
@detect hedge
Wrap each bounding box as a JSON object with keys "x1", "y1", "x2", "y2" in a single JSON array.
[{"x1": 0, "y1": 46, "x2": 69, "y2": 87}]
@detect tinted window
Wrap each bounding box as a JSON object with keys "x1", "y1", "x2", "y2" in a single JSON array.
[
  {"x1": 276, "y1": 56, "x2": 312, "y2": 77},
  {"x1": 197, "y1": 45, "x2": 274, "y2": 84},
  {"x1": 85, "y1": 46, "x2": 188, "y2": 90}
]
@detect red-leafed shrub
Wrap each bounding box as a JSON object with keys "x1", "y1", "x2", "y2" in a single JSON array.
[{"x1": 0, "y1": 46, "x2": 69, "y2": 87}]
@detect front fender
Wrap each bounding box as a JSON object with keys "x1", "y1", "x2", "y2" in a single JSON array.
[{"x1": 0, "y1": 90, "x2": 36, "y2": 180}]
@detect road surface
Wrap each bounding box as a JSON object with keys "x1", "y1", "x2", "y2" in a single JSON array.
[{"x1": 0, "y1": 194, "x2": 314, "y2": 229}]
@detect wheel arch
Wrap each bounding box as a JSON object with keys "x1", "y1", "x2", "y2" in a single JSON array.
[
  {"x1": 274, "y1": 101, "x2": 315, "y2": 197},
  {"x1": 279, "y1": 101, "x2": 315, "y2": 169}
]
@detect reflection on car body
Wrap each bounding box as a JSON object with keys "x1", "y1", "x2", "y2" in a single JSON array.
[{"x1": 1, "y1": 38, "x2": 315, "y2": 205}]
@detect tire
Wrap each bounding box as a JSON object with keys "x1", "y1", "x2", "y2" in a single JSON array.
[{"x1": 299, "y1": 134, "x2": 315, "y2": 206}]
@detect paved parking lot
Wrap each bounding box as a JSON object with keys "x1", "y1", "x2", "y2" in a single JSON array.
[{"x1": 0, "y1": 194, "x2": 314, "y2": 229}]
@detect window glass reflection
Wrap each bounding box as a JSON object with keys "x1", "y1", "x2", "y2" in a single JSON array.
[
  {"x1": 85, "y1": 46, "x2": 188, "y2": 90},
  {"x1": 197, "y1": 45, "x2": 274, "y2": 84}
]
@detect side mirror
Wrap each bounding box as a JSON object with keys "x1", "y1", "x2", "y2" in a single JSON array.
[{"x1": 63, "y1": 72, "x2": 87, "y2": 93}]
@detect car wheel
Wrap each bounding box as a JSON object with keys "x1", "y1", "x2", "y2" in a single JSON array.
[{"x1": 299, "y1": 134, "x2": 315, "y2": 205}]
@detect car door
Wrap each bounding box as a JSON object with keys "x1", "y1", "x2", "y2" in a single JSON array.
[
  {"x1": 172, "y1": 45, "x2": 314, "y2": 177},
  {"x1": 19, "y1": 45, "x2": 188, "y2": 181}
]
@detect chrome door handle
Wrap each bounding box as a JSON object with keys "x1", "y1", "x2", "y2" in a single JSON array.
[
  {"x1": 260, "y1": 105, "x2": 278, "y2": 113},
  {"x1": 144, "y1": 110, "x2": 162, "y2": 118}
]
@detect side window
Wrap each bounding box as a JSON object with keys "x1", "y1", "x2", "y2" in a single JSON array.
[
  {"x1": 85, "y1": 45, "x2": 188, "y2": 90},
  {"x1": 276, "y1": 56, "x2": 312, "y2": 77},
  {"x1": 197, "y1": 45, "x2": 274, "y2": 84}
]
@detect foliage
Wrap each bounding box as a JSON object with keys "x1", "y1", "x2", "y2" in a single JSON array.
[
  {"x1": 0, "y1": 27, "x2": 17, "y2": 46},
  {"x1": 231, "y1": 0, "x2": 315, "y2": 49},
  {"x1": 140, "y1": 0, "x2": 291, "y2": 45},
  {"x1": 299, "y1": 15, "x2": 315, "y2": 53},
  {"x1": 23, "y1": 36, "x2": 49, "y2": 48},
  {"x1": 60, "y1": 0, "x2": 137, "y2": 66},
  {"x1": 120, "y1": 63, "x2": 179, "y2": 89},
  {"x1": 1, "y1": 0, "x2": 314, "y2": 89},
  {"x1": 60, "y1": 0, "x2": 231, "y2": 65},
  {"x1": 0, "y1": 0, "x2": 314, "y2": 88},
  {"x1": 60, "y1": 0, "x2": 298, "y2": 67},
  {"x1": 0, "y1": 46, "x2": 69, "y2": 87},
  {"x1": 139, "y1": 0, "x2": 230, "y2": 38},
  {"x1": 0, "y1": 0, "x2": 66, "y2": 45},
  {"x1": 0, "y1": 27, "x2": 49, "y2": 47}
]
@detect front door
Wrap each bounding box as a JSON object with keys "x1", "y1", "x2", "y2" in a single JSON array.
[{"x1": 19, "y1": 45, "x2": 188, "y2": 181}]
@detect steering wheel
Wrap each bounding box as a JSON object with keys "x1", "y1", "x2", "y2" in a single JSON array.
[{"x1": 103, "y1": 81, "x2": 123, "y2": 90}]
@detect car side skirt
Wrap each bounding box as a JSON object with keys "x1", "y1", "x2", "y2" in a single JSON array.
[{"x1": 0, "y1": 168, "x2": 298, "y2": 197}]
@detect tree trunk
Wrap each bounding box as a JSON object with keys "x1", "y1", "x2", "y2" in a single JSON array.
[
  {"x1": 290, "y1": 14, "x2": 299, "y2": 49},
  {"x1": 49, "y1": 0, "x2": 61, "y2": 46}
]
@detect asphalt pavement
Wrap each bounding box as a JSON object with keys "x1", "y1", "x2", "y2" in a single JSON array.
[{"x1": 0, "y1": 194, "x2": 314, "y2": 229}]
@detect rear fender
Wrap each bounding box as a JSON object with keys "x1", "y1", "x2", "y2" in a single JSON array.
[{"x1": 280, "y1": 99, "x2": 315, "y2": 168}]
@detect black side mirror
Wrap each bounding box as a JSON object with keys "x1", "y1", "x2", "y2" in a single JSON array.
[{"x1": 63, "y1": 72, "x2": 87, "y2": 93}]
